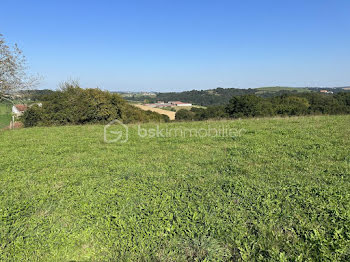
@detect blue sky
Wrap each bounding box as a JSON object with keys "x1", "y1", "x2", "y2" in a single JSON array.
[{"x1": 1, "y1": 0, "x2": 349, "y2": 91}]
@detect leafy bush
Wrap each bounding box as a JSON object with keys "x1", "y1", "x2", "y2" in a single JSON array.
[
  {"x1": 22, "y1": 82, "x2": 167, "y2": 127},
  {"x1": 272, "y1": 95, "x2": 310, "y2": 115},
  {"x1": 21, "y1": 105, "x2": 43, "y2": 127},
  {"x1": 175, "y1": 109, "x2": 195, "y2": 121}
]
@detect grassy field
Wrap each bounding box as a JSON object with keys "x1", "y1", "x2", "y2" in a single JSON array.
[
  {"x1": 0, "y1": 115, "x2": 349, "y2": 261},
  {"x1": 0, "y1": 103, "x2": 12, "y2": 129},
  {"x1": 255, "y1": 86, "x2": 311, "y2": 94}
]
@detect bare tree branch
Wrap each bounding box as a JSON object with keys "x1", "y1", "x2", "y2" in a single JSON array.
[{"x1": 0, "y1": 33, "x2": 40, "y2": 100}]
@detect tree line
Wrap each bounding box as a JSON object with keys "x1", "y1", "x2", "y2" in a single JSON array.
[
  {"x1": 22, "y1": 89, "x2": 350, "y2": 126},
  {"x1": 175, "y1": 92, "x2": 350, "y2": 121}
]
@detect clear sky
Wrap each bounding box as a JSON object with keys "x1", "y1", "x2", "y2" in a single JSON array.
[{"x1": 1, "y1": 0, "x2": 349, "y2": 91}]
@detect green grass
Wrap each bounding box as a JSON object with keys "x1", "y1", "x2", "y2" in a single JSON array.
[
  {"x1": 0, "y1": 115, "x2": 349, "y2": 261},
  {"x1": 0, "y1": 103, "x2": 12, "y2": 129}
]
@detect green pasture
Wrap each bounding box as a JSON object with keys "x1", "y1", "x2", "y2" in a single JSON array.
[{"x1": 0, "y1": 115, "x2": 349, "y2": 261}]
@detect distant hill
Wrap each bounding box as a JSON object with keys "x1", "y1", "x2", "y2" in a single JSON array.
[
  {"x1": 124, "y1": 86, "x2": 350, "y2": 106},
  {"x1": 123, "y1": 87, "x2": 310, "y2": 106},
  {"x1": 255, "y1": 86, "x2": 311, "y2": 94},
  {"x1": 123, "y1": 88, "x2": 254, "y2": 106},
  {"x1": 21, "y1": 86, "x2": 350, "y2": 107}
]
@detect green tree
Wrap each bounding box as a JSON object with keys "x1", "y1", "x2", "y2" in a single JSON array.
[
  {"x1": 21, "y1": 105, "x2": 43, "y2": 127},
  {"x1": 226, "y1": 95, "x2": 266, "y2": 118},
  {"x1": 175, "y1": 109, "x2": 195, "y2": 121},
  {"x1": 0, "y1": 33, "x2": 39, "y2": 101},
  {"x1": 21, "y1": 81, "x2": 167, "y2": 127},
  {"x1": 273, "y1": 96, "x2": 310, "y2": 115}
]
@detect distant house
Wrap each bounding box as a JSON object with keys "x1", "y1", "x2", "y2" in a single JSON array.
[
  {"x1": 175, "y1": 102, "x2": 192, "y2": 107},
  {"x1": 12, "y1": 104, "x2": 28, "y2": 117},
  {"x1": 343, "y1": 87, "x2": 350, "y2": 90},
  {"x1": 11, "y1": 103, "x2": 42, "y2": 117},
  {"x1": 169, "y1": 101, "x2": 192, "y2": 107},
  {"x1": 320, "y1": 90, "x2": 333, "y2": 94}
]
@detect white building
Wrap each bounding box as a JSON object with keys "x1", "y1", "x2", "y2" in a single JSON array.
[
  {"x1": 168, "y1": 101, "x2": 192, "y2": 107},
  {"x1": 176, "y1": 103, "x2": 192, "y2": 107},
  {"x1": 12, "y1": 104, "x2": 28, "y2": 117}
]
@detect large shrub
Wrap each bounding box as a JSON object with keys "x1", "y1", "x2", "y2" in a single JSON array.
[
  {"x1": 175, "y1": 109, "x2": 195, "y2": 121},
  {"x1": 272, "y1": 95, "x2": 310, "y2": 116},
  {"x1": 22, "y1": 82, "x2": 167, "y2": 127},
  {"x1": 21, "y1": 105, "x2": 43, "y2": 127}
]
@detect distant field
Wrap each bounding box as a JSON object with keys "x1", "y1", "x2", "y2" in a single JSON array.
[
  {"x1": 0, "y1": 103, "x2": 11, "y2": 129},
  {"x1": 255, "y1": 86, "x2": 311, "y2": 94},
  {"x1": 133, "y1": 104, "x2": 176, "y2": 120},
  {"x1": 0, "y1": 115, "x2": 349, "y2": 261},
  {"x1": 171, "y1": 105, "x2": 206, "y2": 111}
]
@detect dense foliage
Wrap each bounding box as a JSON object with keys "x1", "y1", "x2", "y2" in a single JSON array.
[
  {"x1": 176, "y1": 92, "x2": 350, "y2": 121},
  {"x1": 1, "y1": 116, "x2": 349, "y2": 260},
  {"x1": 21, "y1": 83, "x2": 168, "y2": 127}
]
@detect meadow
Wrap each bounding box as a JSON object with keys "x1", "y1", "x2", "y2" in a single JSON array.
[
  {"x1": 0, "y1": 115, "x2": 349, "y2": 261},
  {"x1": 0, "y1": 103, "x2": 11, "y2": 129}
]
